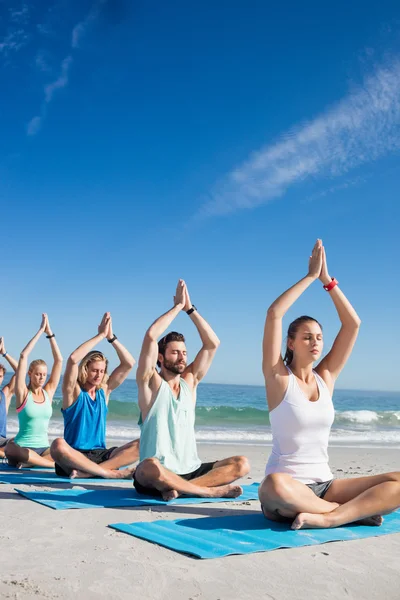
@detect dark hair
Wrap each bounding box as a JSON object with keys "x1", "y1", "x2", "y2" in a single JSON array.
[
  {"x1": 283, "y1": 316, "x2": 322, "y2": 365},
  {"x1": 157, "y1": 332, "x2": 186, "y2": 368},
  {"x1": 0, "y1": 364, "x2": 6, "y2": 376}
]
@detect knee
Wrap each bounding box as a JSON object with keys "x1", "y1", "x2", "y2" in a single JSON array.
[
  {"x1": 385, "y1": 472, "x2": 400, "y2": 484},
  {"x1": 258, "y1": 473, "x2": 293, "y2": 504},
  {"x1": 135, "y1": 457, "x2": 161, "y2": 484},
  {"x1": 50, "y1": 438, "x2": 68, "y2": 460},
  {"x1": 234, "y1": 455, "x2": 251, "y2": 477},
  {"x1": 4, "y1": 441, "x2": 19, "y2": 460}
]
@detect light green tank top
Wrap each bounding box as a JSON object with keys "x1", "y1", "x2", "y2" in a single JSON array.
[
  {"x1": 14, "y1": 389, "x2": 52, "y2": 448},
  {"x1": 139, "y1": 378, "x2": 201, "y2": 475}
]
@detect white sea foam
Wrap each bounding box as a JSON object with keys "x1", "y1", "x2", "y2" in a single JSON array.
[
  {"x1": 5, "y1": 417, "x2": 400, "y2": 448},
  {"x1": 338, "y1": 410, "x2": 380, "y2": 424}
]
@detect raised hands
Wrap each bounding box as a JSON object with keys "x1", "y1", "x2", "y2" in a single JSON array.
[
  {"x1": 98, "y1": 312, "x2": 111, "y2": 339},
  {"x1": 173, "y1": 279, "x2": 186, "y2": 308},
  {"x1": 308, "y1": 239, "x2": 323, "y2": 280},
  {"x1": 318, "y1": 245, "x2": 331, "y2": 286},
  {"x1": 39, "y1": 313, "x2": 48, "y2": 333},
  {"x1": 0, "y1": 336, "x2": 4, "y2": 355}
]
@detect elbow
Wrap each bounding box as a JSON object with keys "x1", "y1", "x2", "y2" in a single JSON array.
[
  {"x1": 68, "y1": 354, "x2": 79, "y2": 366},
  {"x1": 124, "y1": 358, "x2": 136, "y2": 369},
  {"x1": 145, "y1": 330, "x2": 157, "y2": 343},
  {"x1": 206, "y1": 337, "x2": 220, "y2": 351},
  {"x1": 267, "y1": 306, "x2": 281, "y2": 320}
]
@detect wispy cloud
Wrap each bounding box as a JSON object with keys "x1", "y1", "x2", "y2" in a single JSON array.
[
  {"x1": 27, "y1": 55, "x2": 72, "y2": 136},
  {"x1": 27, "y1": 2, "x2": 105, "y2": 137},
  {"x1": 0, "y1": 4, "x2": 30, "y2": 56},
  {"x1": 199, "y1": 59, "x2": 400, "y2": 218},
  {"x1": 71, "y1": 3, "x2": 103, "y2": 49}
]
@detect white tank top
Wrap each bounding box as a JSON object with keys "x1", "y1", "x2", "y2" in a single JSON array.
[{"x1": 265, "y1": 367, "x2": 334, "y2": 484}]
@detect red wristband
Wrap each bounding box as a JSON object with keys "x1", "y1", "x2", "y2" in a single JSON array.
[{"x1": 323, "y1": 277, "x2": 338, "y2": 292}]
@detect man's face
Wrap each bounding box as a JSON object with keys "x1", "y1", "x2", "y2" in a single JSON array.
[{"x1": 160, "y1": 341, "x2": 187, "y2": 374}]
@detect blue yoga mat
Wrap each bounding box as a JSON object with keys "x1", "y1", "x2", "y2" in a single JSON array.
[
  {"x1": 109, "y1": 510, "x2": 400, "y2": 559},
  {"x1": 15, "y1": 483, "x2": 260, "y2": 510},
  {"x1": 0, "y1": 464, "x2": 54, "y2": 472},
  {"x1": 0, "y1": 472, "x2": 131, "y2": 485}
]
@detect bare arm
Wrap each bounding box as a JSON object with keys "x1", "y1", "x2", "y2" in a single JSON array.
[
  {"x1": 15, "y1": 315, "x2": 46, "y2": 408},
  {"x1": 0, "y1": 338, "x2": 19, "y2": 410},
  {"x1": 136, "y1": 280, "x2": 186, "y2": 417},
  {"x1": 0, "y1": 338, "x2": 18, "y2": 372},
  {"x1": 62, "y1": 313, "x2": 110, "y2": 409},
  {"x1": 104, "y1": 317, "x2": 135, "y2": 394},
  {"x1": 43, "y1": 316, "x2": 63, "y2": 399},
  {"x1": 183, "y1": 284, "x2": 220, "y2": 386},
  {"x1": 263, "y1": 241, "x2": 323, "y2": 380},
  {"x1": 136, "y1": 281, "x2": 186, "y2": 386},
  {"x1": 316, "y1": 246, "x2": 361, "y2": 386}
]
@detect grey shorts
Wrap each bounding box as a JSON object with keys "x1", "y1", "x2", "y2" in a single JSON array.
[
  {"x1": 306, "y1": 479, "x2": 334, "y2": 498},
  {"x1": 7, "y1": 446, "x2": 49, "y2": 466},
  {"x1": 0, "y1": 437, "x2": 8, "y2": 448}
]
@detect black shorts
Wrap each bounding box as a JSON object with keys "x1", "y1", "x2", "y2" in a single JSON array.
[
  {"x1": 133, "y1": 461, "x2": 217, "y2": 497},
  {"x1": 55, "y1": 447, "x2": 117, "y2": 477}
]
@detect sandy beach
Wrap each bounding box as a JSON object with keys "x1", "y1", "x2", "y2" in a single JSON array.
[{"x1": 0, "y1": 444, "x2": 399, "y2": 600}]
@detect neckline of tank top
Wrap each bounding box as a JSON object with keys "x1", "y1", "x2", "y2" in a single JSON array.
[
  {"x1": 162, "y1": 377, "x2": 186, "y2": 401},
  {"x1": 29, "y1": 388, "x2": 48, "y2": 405},
  {"x1": 287, "y1": 367, "x2": 322, "y2": 404}
]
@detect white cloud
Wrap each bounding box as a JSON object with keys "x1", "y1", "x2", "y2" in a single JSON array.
[
  {"x1": 44, "y1": 55, "x2": 72, "y2": 103},
  {"x1": 27, "y1": 116, "x2": 42, "y2": 137},
  {"x1": 71, "y1": 1, "x2": 105, "y2": 48},
  {"x1": 200, "y1": 59, "x2": 400, "y2": 217}
]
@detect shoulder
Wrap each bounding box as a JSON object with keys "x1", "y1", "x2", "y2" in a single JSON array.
[
  {"x1": 182, "y1": 372, "x2": 195, "y2": 389},
  {"x1": 314, "y1": 366, "x2": 334, "y2": 396}
]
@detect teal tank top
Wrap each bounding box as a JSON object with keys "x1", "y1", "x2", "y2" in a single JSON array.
[
  {"x1": 139, "y1": 378, "x2": 201, "y2": 475},
  {"x1": 14, "y1": 390, "x2": 52, "y2": 448}
]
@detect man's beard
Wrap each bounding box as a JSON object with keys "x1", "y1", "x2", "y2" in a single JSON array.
[{"x1": 163, "y1": 359, "x2": 186, "y2": 375}]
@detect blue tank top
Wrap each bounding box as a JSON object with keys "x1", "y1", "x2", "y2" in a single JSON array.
[
  {"x1": 62, "y1": 388, "x2": 107, "y2": 450},
  {"x1": 0, "y1": 390, "x2": 7, "y2": 438}
]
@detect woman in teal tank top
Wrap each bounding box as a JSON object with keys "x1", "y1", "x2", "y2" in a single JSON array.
[{"x1": 5, "y1": 314, "x2": 63, "y2": 468}]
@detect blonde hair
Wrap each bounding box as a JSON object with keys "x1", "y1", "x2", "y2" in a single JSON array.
[
  {"x1": 27, "y1": 359, "x2": 47, "y2": 390},
  {"x1": 78, "y1": 351, "x2": 109, "y2": 390},
  {"x1": 0, "y1": 364, "x2": 6, "y2": 376}
]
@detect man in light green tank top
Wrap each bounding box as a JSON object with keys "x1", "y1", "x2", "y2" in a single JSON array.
[{"x1": 134, "y1": 279, "x2": 250, "y2": 500}]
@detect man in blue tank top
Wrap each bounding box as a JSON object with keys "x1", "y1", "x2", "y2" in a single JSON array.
[
  {"x1": 0, "y1": 337, "x2": 18, "y2": 458},
  {"x1": 50, "y1": 313, "x2": 139, "y2": 479},
  {"x1": 134, "y1": 280, "x2": 250, "y2": 499}
]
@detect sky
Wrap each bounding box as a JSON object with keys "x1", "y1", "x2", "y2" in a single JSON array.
[{"x1": 0, "y1": 0, "x2": 399, "y2": 391}]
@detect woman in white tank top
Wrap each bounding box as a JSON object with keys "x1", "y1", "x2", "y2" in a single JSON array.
[{"x1": 259, "y1": 239, "x2": 400, "y2": 530}]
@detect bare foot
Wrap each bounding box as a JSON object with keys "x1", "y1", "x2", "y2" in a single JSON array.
[
  {"x1": 162, "y1": 489, "x2": 180, "y2": 502},
  {"x1": 70, "y1": 467, "x2": 135, "y2": 480},
  {"x1": 291, "y1": 512, "x2": 329, "y2": 530},
  {"x1": 70, "y1": 469, "x2": 94, "y2": 479},
  {"x1": 115, "y1": 468, "x2": 136, "y2": 480},
  {"x1": 356, "y1": 515, "x2": 383, "y2": 526},
  {"x1": 209, "y1": 484, "x2": 243, "y2": 499}
]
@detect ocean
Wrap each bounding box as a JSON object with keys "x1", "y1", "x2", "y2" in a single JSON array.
[{"x1": 4, "y1": 379, "x2": 400, "y2": 448}]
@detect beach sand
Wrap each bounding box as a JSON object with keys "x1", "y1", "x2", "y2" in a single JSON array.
[{"x1": 0, "y1": 444, "x2": 399, "y2": 600}]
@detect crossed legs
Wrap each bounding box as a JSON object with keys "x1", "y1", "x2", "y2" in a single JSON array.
[
  {"x1": 5, "y1": 440, "x2": 54, "y2": 468},
  {"x1": 134, "y1": 455, "x2": 250, "y2": 501},
  {"x1": 50, "y1": 438, "x2": 140, "y2": 479},
  {"x1": 259, "y1": 472, "x2": 400, "y2": 529}
]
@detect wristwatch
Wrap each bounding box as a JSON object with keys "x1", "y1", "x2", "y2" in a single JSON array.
[
  {"x1": 107, "y1": 335, "x2": 118, "y2": 343},
  {"x1": 186, "y1": 305, "x2": 197, "y2": 315}
]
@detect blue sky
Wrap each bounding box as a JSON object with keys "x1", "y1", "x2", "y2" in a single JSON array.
[{"x1": 1, "y1": 1, "x2": 399, "y2": 391}]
